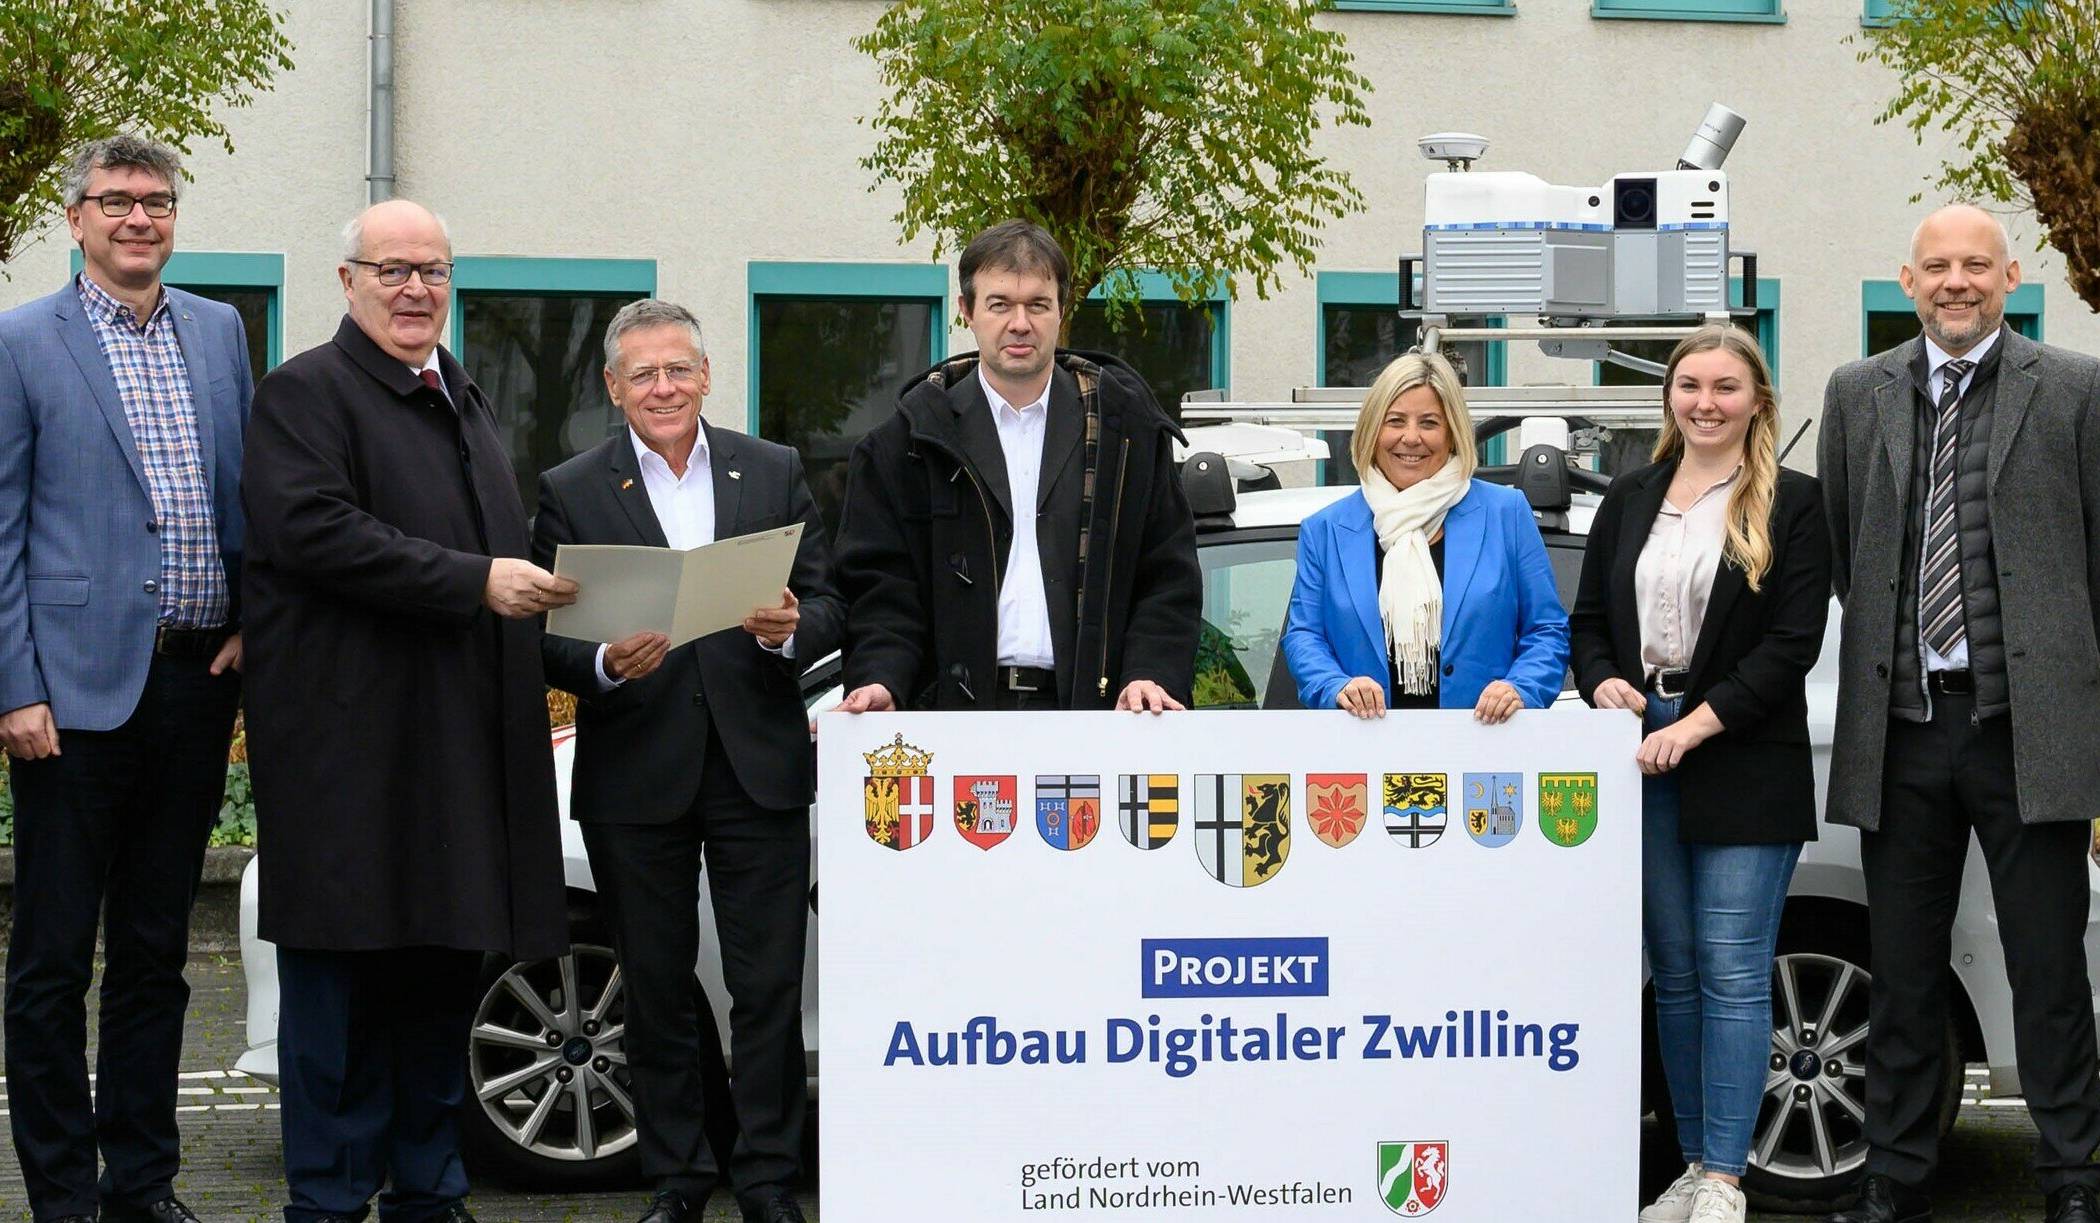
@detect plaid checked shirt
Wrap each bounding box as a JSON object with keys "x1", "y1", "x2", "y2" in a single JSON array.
[{"x1": 76, "y1": 274, "x2": 229, "y2": 629}]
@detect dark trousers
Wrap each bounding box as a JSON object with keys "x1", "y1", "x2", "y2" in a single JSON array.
[
  {"x1": 579, "y1": 725, "x2": 810, "y2": 1213},
  {"x1": 4, "y1": 653, "x2": 239, "y2": 1221},
  {"x1": 1863, "y1": 691, "x2": 2100, "y2": 1192},
  {"x1": 275, "y1": 946, "x2": 482, "y2": 1223}
]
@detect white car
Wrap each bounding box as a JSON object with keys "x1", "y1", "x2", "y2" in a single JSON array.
[{"x1": 236, "y1": 459, "x2": 2100, "y2": 1206}]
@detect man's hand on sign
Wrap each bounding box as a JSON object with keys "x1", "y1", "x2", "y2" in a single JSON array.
[
  {"x1": 835, "y1": 684, "x2": 896, "y2": 714},
  {"x1": 1115, "y1": 679, "x2": 1184, "y2": 713}
]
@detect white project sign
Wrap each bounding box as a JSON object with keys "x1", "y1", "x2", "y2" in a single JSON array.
[{"x1": 817, "y1": 709, "x2": 1643, "y2": 1221}]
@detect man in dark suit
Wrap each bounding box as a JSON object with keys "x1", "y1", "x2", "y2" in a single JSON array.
[
  {"x1": 0, "y1": 134, "x2": 249, "y2": 1223},
  {"x1": 834, "y1": 220, "x2": 1199, "y2": 714},
  {"x1": 242, "y1": 199, "x2": 577, "y2": 1223},
  {"x1": 1820, "y1": 203, "x2": 2100, "y2": 1223},
  {"x1": 532, "y1": 299, "x2": 841, "y2": 1223}
]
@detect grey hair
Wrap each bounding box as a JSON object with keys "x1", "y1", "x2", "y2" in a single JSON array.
[
  {"x1": 602, "y1": 299, "x2": 707, "y2": 372},
  {"x1": 61, "y1": 135, "x2": 183, "y2": 206},
  {"x1": 339, "y1": 208, "x2": 454, "y2": 261}
]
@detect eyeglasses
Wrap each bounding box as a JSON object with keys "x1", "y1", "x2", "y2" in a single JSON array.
[
  {"x1": 623, "y1": 363, "x2": 701, "y2": 389},
  {"x1": 346, "y1": 259, "x2": 455, "y2": 287},
  {"x1": 80, "y1": 192, "x2": 176, "y2": 219}
]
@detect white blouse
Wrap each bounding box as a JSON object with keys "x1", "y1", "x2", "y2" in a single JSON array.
[{"x1": 1635, "y1": 466, "x2": 1738, "y2": 677}]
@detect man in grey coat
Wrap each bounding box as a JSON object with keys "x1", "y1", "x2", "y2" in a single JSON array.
[{"x1": 1819, "y1": 203, "x2": 2100, "y2": 1223}]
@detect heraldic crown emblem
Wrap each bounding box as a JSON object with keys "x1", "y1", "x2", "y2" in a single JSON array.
[{"x1": 864, "y1": 733, "x2": 933, "y2": 777}]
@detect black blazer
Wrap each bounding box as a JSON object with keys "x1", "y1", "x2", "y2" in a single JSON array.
[
  {"x1": 532, "y1": 421, "x2": 843, "y2": 820},
  {"x1": 1569, "y1": 461, "x2": 1831, "y2": 844}
]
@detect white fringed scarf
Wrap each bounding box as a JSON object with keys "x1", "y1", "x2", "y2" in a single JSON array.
[{"x1": 1360, "y1": 457, "x2": 1469, "y2": 694}]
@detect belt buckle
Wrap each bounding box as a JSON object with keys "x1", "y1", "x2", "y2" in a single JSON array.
[
  {"x1": 1004, "y1": 666, "x2": 1040, "y2": 693},
  {"x1": 1652, "y1": 669, "x2": 1688, "y2": 700}
]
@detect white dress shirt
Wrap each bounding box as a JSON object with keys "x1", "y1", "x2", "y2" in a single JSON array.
[
  {"x1": 979, "y1": 367, "x2": 1056, "y2": 669},
  {"x1": 1917, "y1": 329, "x2": 1998, "y2": 673},
  {"x1": 595, "y1": 426, "x2": 789, "y2": 690}
]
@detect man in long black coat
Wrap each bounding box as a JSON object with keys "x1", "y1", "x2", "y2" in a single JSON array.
[{"x1": 241, "y1": 199, "x2": 576, "y2": 1223}]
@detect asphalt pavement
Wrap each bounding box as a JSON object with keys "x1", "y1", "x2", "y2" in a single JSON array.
[{"x1": 0, "y1": 954, "x2": 2062, "y2": 1221}]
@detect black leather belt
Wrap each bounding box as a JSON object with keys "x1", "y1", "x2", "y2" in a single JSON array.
[
  {"x1": 1648, "y1": 668, "x2": 1690, "y2": 699},
  {"x1": 998, "y1": 665, "x2": 1056, "y2": 693},
  {"x1": 154, "y1": 625, "x2": 230, "y2": 657},
  {"x1": 1928, "y1": 669, "x2": 1973, "y2": 696}
]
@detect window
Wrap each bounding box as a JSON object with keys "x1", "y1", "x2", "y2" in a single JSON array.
[
  {"x1": 1862, "y1": 0, "x2": 1896, "y2": 22},
  {"x1": 75, "y1": 250, "x2": 281, "y2": 387},
  {"x1": 450, "y1": 258, "x2": 654, "y2": 515},
  {"x1": 1068, "y1": 271, "x2": 1229, "y2": 415},
  {"x1": 749, "y1": 262, "x2": 948, "y2": 536},
  {"x1": 1330, "y1": 0, "x2": 1514, "y2": 12},
  {"x1": 1592, "y1": 0, "x2": 1784, "y2": 20},
  {"x1": 1315, "y1": 271, "x2": 1507, "y2": 483},
  {"x1": 1862, "y1": 279, "x2": 2043, "y2": 356}
]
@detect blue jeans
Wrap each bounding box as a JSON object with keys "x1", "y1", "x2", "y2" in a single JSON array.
[{"x1": 1642, "y1": 693, "x2": 1801, "y2": 1176}]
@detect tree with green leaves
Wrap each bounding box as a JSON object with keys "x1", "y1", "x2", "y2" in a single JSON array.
[
  {"x1": 855, "y1": 0, "x2": 1370, "y2": 327},
  {"x1": 1857, "y1": 0, "x2": 2100, "y2": 310},
  {"x1": 0, "y1": 0, "x2": 293, "y2": 266}
]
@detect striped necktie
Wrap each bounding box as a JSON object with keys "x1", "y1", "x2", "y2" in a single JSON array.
[{"x1": 1919, "y1": 358, "x2": 1974, "y2": 657}]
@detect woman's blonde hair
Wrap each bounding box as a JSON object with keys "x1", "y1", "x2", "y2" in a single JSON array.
[
  {"x1": 1653, "y1": 324, "x2": 1781, "y2": 592},
  {"x1": 1349, "y1": 350, "x2": 1479, "y2": 483}
]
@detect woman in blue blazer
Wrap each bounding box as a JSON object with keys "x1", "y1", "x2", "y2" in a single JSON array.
[{"x1": 1282, "y1": 351, "x2": 1568, "y2": 720}]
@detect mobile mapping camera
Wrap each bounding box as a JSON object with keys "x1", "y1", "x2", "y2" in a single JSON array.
[{"x1": 1416, "y1": 104, "x2": 1747, "y2": 320}]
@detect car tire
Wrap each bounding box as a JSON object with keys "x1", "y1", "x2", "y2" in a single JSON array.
[
  {"x1": 1740, "y1": 930, "x2": 1961, "y2": 1213},
  {"x1": 459, "y1": 923, "x2": 737, "y2": 1189}
]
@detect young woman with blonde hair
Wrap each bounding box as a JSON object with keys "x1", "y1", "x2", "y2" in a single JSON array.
[{"x1": 1569, "y1": 325, "x2": 1832, "y2": 1223}]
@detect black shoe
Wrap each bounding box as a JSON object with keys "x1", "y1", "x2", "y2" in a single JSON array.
[
  {"x1": 100, "y1": 1198, "x2": 201, "y2": 1222},
  {"x1": 433, "y1": 1207, "x2": 475, "y2": 1223},
  {"x1": 638, "y1": 1190, "x2": 692, "y2": 1223},
  {"x1": 2049, "y1": 1185, "x2": 2100, "y2": 1223},
  {"x1": 1826, "y1": 1173, "x2": 1932, "y2": 1223},
  {"x1": 742, "y1": 1193, "x2": 807, "y2": 1223}
]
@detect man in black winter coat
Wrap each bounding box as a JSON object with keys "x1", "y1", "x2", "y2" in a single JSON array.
[{"x1": 834, "y1": 220, "x2": 1199, "y2": 713}]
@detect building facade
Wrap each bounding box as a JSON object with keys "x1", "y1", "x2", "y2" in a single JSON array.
[{"x1": 5, "y1": 0, "x2": 2090, "y2": 517}]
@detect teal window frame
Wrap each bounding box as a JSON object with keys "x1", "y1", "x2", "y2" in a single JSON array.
[
  {"x1": 1331, "y1": 0, "x2": 1515, "y2": 13},
  {"x1": 73, "y1": 249, "x2": 284, "y2": 368},
  {"x1": 1592, "y1": 0, "x2": 1784, "y2": 21},
  {"x1": 1314, "y1": 270, "x2": 1510, "y2": 470},
  {"x1": 1587, "y1": 276, "x2": 1782, "y2": 385},
  {"x1": 1083, "y1": 269, "x2": 1231, "y2": 397},
  {"x1": 1862, "y1": 0, "x2": 1895, "y2": 23},
  {"x1": 1314, "y1": 270, "x2": 1508, "y2": 386},
  {"x1": 447, "y1": 256, "x2": 658, "y2": 359},
  {"x1": 746, "y1": 261, "x2": 950, "y2": 434},
  {"x1": 1860, "y1": 279, "x2": 2043, "y2": 355}
]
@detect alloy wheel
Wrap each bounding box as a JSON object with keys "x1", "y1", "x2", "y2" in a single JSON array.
[
  {"x1": 467, "y1": 944, "x2": 639, "y2": 1163},
  {"x1": 1751, "y1": 951, "x2": 1871, "y2": 1185}
]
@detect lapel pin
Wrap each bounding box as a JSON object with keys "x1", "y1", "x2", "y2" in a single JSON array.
[
  {"x1": 729, "y1": 470, "x2": 742, "y2": 480},
  {"x1": 620, "y1": 478, "x2": 634, "y2": 490}
]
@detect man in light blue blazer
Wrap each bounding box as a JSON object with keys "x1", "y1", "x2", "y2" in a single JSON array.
[{"x1": 0, "y1": 135, "x2": 249, "y2": 1223}]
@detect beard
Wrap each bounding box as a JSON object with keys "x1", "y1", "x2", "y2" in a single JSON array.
[{"x1": 1922, "y1": 297, "x2": 2004, "y2": 352}]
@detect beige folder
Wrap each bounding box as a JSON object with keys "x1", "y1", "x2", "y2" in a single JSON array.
[{"x1": 545, "y1": 522, "x2": 804, "y2": 648}]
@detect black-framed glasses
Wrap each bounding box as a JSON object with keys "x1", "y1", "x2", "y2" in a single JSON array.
[
  {"x1": 346, "y1": 259, "x2": 454, "y2": 287},
  {"x1": 80, "y1": 192, "x2": 176, "y2": 219}
]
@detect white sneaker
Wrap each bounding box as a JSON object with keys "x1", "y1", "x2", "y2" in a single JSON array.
[
  {"x1": 1686, "y1": 1179, "x2": 1747, "y2": 1223},
  {"x1": 1638, "y1": 1164, "x2": 1705, "y2": 1223}
]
